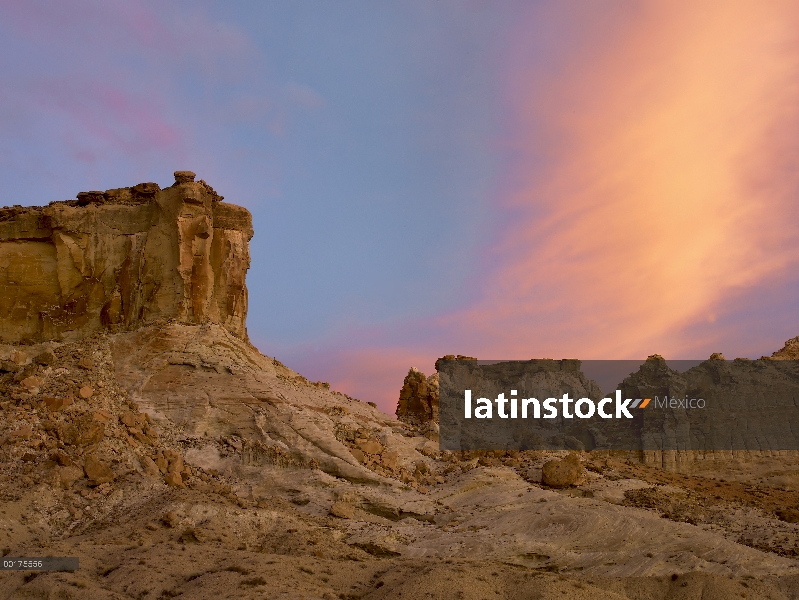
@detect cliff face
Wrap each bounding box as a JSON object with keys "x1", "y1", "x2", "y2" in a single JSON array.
[{"x1": 0, "y1": 171, "x2": 252, "y2": 343}]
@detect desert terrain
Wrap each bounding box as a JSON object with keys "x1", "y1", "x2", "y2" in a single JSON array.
[{"x1": 1, "y1": 174, "x2": 798, "y2": 599}]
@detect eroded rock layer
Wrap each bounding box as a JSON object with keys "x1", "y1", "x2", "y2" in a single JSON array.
[{"x1": 0, "y1": 171, "x2": 252, "y2": 343}]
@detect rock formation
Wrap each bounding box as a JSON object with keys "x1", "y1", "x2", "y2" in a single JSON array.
[
  {"x1": 770, "y1": 335, "x2": 799, "y2": 359},
  {"x1": 0, "y1": 171, "x2": 251, "y2": 343},
  {"x1": 541, "y1": 453, "x2": 583, "y2": 487},
  {"x1": 396, "y1": 367, "x2": 439, "y2": 425},
  {"x1": 396, "y1": 355, "x2": 480, "y2": 426},
  {"x1": 1, "y1": 175, "x2": 798, "y2": 598}
]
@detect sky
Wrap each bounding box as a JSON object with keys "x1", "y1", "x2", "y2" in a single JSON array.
[{"x1": 2, "y1": 1, "x2": 799, "y2": 413}]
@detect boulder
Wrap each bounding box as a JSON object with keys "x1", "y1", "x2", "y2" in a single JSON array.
[
  {"x1": 120, "y1": 411, "x2": 137, "y2": 427},
  {"x1": 20, "y1": 376, "x2": 41, "y2": 391},
  {"x1": 154, "y1": 455, "x2": 169, "y2": 474},
  {"x1": 92, "y1": 410, "x2": 112, "y2": 423},
  {"x1": 57, "y1": 465, "x2": 85, "y2": 489},
  {"x1": 542, "y1": 454, "x2": 583, "y2": 488},
  {"x1": 43, "y1": 396, "x2": 73, "y2": 411},
  {"x1": 51, "y1": 450, "x2": 73, "y2": 466},
  {"x1": 139, "y1": 455, "x2": 161, "y2": 478},
  {"x1": 33, "y1": 350, "x2": 55, "y2": 365},
  {"x1": 83, "y1": 455, "x2": 114, "y2": 485},
  {"x1": 58, "y1": 415, "x2": 105, "y2": 447},
  {"x1": 0, "y1": 360, "x2": 19, "y2": 373},
  {"x1": 9, "y1": 425, "x2": 32, "y2": 441},
  {"x1": 358, "y1": 439, "x2": 383, "y2": 455},
  {"x1": 163, "y1": 449, "x2": 183, "y2": 473}
]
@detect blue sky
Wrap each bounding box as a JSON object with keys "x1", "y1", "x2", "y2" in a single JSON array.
[
  {"x1": 0, "y1": 0, "x2": 510, "y2": 346},
  {"x1": 3, "y1": 1, "x2": 799, "y2": 411}
]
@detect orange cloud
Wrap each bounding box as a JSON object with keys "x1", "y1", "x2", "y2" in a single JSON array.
[
  {"x1": 266, "y1": 2, "x2": 799, "y2": 414},
  {"x1": 464, "y1": 0, "x2": 799, "y2": 359}
]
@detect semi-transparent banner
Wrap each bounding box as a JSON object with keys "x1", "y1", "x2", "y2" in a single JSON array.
[{"x1": 438, "y1": 358, "x2": 799, "y2": 451}]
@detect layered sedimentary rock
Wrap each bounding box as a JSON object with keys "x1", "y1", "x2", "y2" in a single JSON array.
[
  {"x1": 396, "y1": 355, "x2": 481, "y2": 425},
  {"x1": 620, "y1": 354, "x2": 799, "y2": 469},
  {"x1": 396, "y1": 367, "x2": 438, "y2": 425},
  {"x1": 770, "y1": 335, "x2": 799, "y2": 359},
  {"x1": 412, "y1": 349, "x2": 799, "y2": 472},
  {"x1": 0, "y1": 171, "x2": 252, "y2": 343}
]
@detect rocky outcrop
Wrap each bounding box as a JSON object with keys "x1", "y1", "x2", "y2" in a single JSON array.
[
  {"x1": 415, "y1": 350, "x2": 799, "y2": 470},
  {"x1": 769, "y1": 336, "x2": 799, "y2": 359},
  {"x1": 0, "y1": 171, "x2": 252, "y2": 343},
  {"x1": 619, "y1": 354, "x2": 799, "y2": 470},
  {"x1": 396, "y1": 367, "x2": 439, "y2": 425},
  {"x1": 396, "y1": 355, "x2": 479, "y2": 426}
]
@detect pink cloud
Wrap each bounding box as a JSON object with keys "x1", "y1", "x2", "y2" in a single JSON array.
[
  {"x1": 458, "y1": 0, "x2": 799, "y2": 359},
  {"x1": 31, "y1": 79, "x2": 184, "y2": 161},
  {"x1": 0, "y1": 0, "x2": 277, "y2": 191},
  {"x1": 287, "y1": 346, "x2": 437, "y2": 416},
  {"x1": 281, "y1": 1, "x2": 799, "y2": 415}
]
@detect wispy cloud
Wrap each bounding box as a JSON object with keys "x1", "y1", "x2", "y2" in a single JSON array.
[
  {"x1": 0, "y1": 0, "x2": 278, "y2": 196},
  {"x1": 460, "y1": 0, "x2": 799, "y2": 359},
  {"x1": 293, "y1": 1, "x2": 799, "y2": 413}
]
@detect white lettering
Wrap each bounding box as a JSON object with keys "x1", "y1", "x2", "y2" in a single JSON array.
[
  {"x1": 575, "y1": 398, "x2": 595, "y2": 419},
  {"x1": 522, "y1": 398, "x2": 540, "y2": 418},
  {"x1": 598, "y1": 398, "x2": 613, "y2": 418},
  {"x1": 462, "y1": 388, "x2": 697, "y2": 420},
  {"x1": 475, "y1": 397, "x2": 492, "y2": 419},
  {"x1": 616, "y1": 390, "x2": 633, "y2": 419},
  {"x1": 496, "y1": 393, "x2": 509, "y2": 418},
  {"x1": 560, "y1": 393, "x2": 574, "y2": 419},
  {"x1": 543, "y1": 398, "x2": 558, "y2": 418}
]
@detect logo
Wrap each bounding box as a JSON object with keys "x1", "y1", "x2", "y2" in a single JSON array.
[{"x1": 463, "y1": 390, "x2": 704, "y2": 420}]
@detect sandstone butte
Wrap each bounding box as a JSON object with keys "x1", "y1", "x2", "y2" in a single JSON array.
[
  {"x1": 0, "y1": 170, "x2": 251, "y2": 344},
  {"x1": 0, "y1": 173, "x2": 798, "y2": 599}
]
